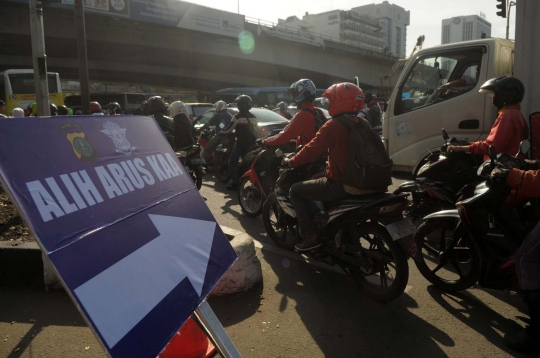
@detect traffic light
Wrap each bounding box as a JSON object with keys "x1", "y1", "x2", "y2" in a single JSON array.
[{"x1": 496, "y1": 0, "x2": 507, "y2": 18}]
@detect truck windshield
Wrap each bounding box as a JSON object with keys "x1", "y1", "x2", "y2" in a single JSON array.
[{"x1": 396, "y1": 48, "x2": 483, "y2": 115}]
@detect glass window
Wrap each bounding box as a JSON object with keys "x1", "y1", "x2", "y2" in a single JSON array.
[
  {"x1": 395, "y1": 49, "x2": 483, "y2": 115},
  {"x1": 8, "y1": 73, "x2": 58, "y2": 94},
  {"x1": 193, "y1": 105, "x2": 213, "y2": 117}
]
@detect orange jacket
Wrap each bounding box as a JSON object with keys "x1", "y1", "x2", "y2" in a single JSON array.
[
  {"x1": 263, "y1": 102, "x2": 317, "y2": 147},
  {"x1": 290, "y1": 116, "x2": 358, "y2": 181},
  {"x1": 468, "y1": 104, "x2": 528, "y2": 160}
]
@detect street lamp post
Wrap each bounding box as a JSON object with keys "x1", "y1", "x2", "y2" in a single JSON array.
[{"x1": 507, "y1": 1, "x2": 516, "y2": 39}]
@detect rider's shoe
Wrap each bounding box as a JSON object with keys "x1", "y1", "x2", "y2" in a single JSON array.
[
  {"x1": 226, "y1": 183, "x2": 238, "y2": 191},
  {"x1": 295, "y1": 235, "x2": 323, "y2": 252}
]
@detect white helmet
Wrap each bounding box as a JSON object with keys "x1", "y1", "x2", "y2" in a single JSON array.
[
  {"x1": 214, "y1": 100, "x2": 227, "y2": 112},
  {"x1": 168, "y1": 101, "x2": 187, "y2": 117}
]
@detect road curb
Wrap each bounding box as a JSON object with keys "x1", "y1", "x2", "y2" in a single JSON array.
[{"x1": 0, "y1": 225, "x2": 262, "y2": 295}]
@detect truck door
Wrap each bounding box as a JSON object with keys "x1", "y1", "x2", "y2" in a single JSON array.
[{"x1": 386, "y1": 47, "x2": 487, "y2": 172}]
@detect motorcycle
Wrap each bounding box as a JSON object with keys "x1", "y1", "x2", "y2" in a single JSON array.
[
  {"x1": 411, "y1": 141, "x2": 539, "y2": 292},
  {"x1": 176, "y1": 144, "x2": 204, "y2": 190},
  {"x1": 394, "y1": 129, "x2": 483, "y2": 220},
  {"x1": 262, "y1": 148, "x2": 415, "y2": 302},
  {"x1": 237, "y1": 141, "x2": 299, "y2": 217},
  {"x1": 213, "y1": 139, "x2": 262, "y2": 185}
]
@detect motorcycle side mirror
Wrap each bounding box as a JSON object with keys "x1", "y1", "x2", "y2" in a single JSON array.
[
  {"x1": 275, "y1": 148, "x2": 284, "y2": 158},
  {"x1": 518, "y1": 139, "x2": 531, "y2": 157},
  {"x1": 353, "y1": 76, "x2": 360, "y2": 87},
  {"x1": 442, "y1": 128, "x2": 449, "y2": 141},
  {"x1": 295, "y1": 145, "x2": 304, "y2": 153}
]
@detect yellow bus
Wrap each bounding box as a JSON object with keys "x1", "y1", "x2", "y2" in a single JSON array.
[{"x1": 0, "y1": 69, "x2": 64, "y2": 114}]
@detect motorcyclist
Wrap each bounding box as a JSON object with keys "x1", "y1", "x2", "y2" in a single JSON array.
[
  {"x1": 448, "y1": 76, "x2": 528, "y2": 159},
  {"x1": 219, "y1": 95, "x2": 258, "y2": 191},
  {"x1": 276, "y1": 102, "x2": 292, "y2": 120},
  {"x1": 168, "y1": 101, "x2": 195, "y2": 150},
  {"x1": 106, "y1": 102, "x2": 122, "y2": 115},
  {"x1": 146, "y1": 96, "x2": 175, "y2": 147},
  {"x1": 489, "y1": 164, "x2": 540, "y2": 353},
  {"x1": 263, "y1": 79, "x2": 320, "y2": 148},
  {"x1": 49, "y1": 103, "x2": 58, "y2": 116},
  {"x1": 357, "y1": 92, "x2": 381, "y2": 131},
  {"x1": 90, "y1": 101, "x2": 104, "y2": 115},
  {"x1": 199, "y1": 100, "x2": 232, "y2": 134},
  {"x1": 57, "y1": 105, "x2": 69, "y2": 116},
  {"x1": 282, "y1": 82, "x2": 366, "y2": 251},
  {"x1": 199, "y1": 100, "x2": 233, "y2": 163}
]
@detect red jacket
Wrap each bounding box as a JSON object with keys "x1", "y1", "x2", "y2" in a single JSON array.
[
  {"x1": 290, "y1": 116, "x2": 357, "y2": 181},
  {"x1": 263, "y1": 102, "x2": 317, "y2": 147},
  {"x1": 469, "y1": 104, "x2": 528, "y2": 159},
  {"x1": 507, "y1": 168, "x2": 540, "y2": 199}
]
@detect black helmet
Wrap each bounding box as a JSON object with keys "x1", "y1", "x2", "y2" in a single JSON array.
[
  {"x1": 57, "y1": 105, "x2": 69, "y2": 115},
  {"x1": 479, "y1": 76, "x2": 525, "y2": 106},
  {"x1": 147, "y1": 96, "x2": 166, "y2": 114},
  {"x1": 235, "y1": 94, "x2": 253, "y2": 112},
  {"x1": 50, "y1": 103, "x2": 58, "y2": 116},
  {"x1": 106, "y1": 102, "x2": 122, "y2": 114}
]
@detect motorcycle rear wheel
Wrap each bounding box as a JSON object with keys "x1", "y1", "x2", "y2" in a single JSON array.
[
  {"x1": 413, "y1": 220, "x2": 480, "y2": 291},
  {"x1": 214, "y1": 151, "x2": 231, "y2": 183},
  {"x1": 262, "y1": 193, "x2": 300, "y2": 250},
  {"x1": 348, "y1": 223, "x2": 409, "y2": 302},
  {"x1": 238, "y1": 177, "x2": 263, "y2": 217}
]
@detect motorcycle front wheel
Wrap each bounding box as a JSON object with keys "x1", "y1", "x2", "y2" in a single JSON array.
[
  {"x1": 348, "y1": 223, "x2": 409, "y2": 302},
  {"x1": 190, "y1": 166, "x2": 203, "y2": 190},
  {"x1": 262, "y1": 193, "x2": 300, "y2": 250},
  {"x1": 238, "y1": 177, "x2": 264, "y2": 217},
  {"x1": 413, "y1": 220, "x2": 480, "y2": 291},
  {"x1": 213, "y1": 151, "x2": 231, "y2": 183}
]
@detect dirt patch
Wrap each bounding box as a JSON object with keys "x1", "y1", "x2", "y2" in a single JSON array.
[{"x1": 0, "y1": 193, "x2": 35, "y2": 245}]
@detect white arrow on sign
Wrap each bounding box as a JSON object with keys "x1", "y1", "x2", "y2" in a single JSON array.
[{"x1": 74, "y1": 215, "x2": 216, "y2": 349}]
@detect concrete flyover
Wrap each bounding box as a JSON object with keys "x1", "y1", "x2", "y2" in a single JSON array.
[{"x1": 0, "y1": 1, "x2": 398, "y2": 91}]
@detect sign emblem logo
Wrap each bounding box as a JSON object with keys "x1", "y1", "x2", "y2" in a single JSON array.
[
  {"x1": 101, "y1": 121, "x2": 135, "y2": 155},
  {"x1": 65, "y1": 131, "x2": 98, "y2": 161}
]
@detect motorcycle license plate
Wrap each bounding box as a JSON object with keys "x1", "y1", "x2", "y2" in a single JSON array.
[
  {"x1": 189, "y1": 158, "x2": 204, "y2": 166},
  {"x1": 386, "y1": 219, "x2": 417, "y2": 241}
]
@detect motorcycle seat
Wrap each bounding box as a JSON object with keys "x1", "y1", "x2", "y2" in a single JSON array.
[{"x1": 325, "y1": 192, "x2": 408, "y2": 210}]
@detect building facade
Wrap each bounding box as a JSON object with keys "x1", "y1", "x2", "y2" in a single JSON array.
[
  {"x1": 441, "y1": 15, "x2": 492, "y2": 44},
  {"x1": 351, "y1": 1, "x2": 410, "y2": 58},
  {"x1": 278, "y1": 9, "x2": 390, "y2": 54}
]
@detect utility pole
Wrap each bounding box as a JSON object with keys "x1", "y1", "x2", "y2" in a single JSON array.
[
  {"x1": 75, "y1": 0, "x2": 91, "y2": 115},
  {"x1": 29, "y1": 0, "x2": 50, "y2": 116},
  {"x1": 506, "y1": 1, "x2": 516, "y2": 39}
]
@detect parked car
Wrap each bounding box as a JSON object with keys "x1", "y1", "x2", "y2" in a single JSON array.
[
  {"x1": 184, "y1": 103, "x2": 214, "y2": 122},
  {"x1": 193, "y1": 108, "x2": 289, "y2": 137}
]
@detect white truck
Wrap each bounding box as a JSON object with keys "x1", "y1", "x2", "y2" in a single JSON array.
[{"x1": 381, "y1": 38, "x2": 515, "y2": 174}]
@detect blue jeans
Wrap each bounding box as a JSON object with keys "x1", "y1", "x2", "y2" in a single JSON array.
[{"x1": 228, "y1": 146, "x2": 243, "y2": 184}]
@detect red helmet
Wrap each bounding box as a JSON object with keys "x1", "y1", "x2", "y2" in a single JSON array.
[
  {"x1": 323, "y1": 83, "x2": 364, "y2": 117},
  {"x1": 90, "y1": 101, "x2": 102, "y2": 114}
]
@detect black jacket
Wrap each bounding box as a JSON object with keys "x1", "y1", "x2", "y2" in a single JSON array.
[
  {"x1": 173, "y1": 113, "x2": 195, "y2": 149},
  {"x1": 201, "y1": 110, "x2": 232, "y2": 134}
]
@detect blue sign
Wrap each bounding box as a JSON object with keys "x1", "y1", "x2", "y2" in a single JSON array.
[{"x1": 0, "y1": 116, "x2": 237, "y2": 358}]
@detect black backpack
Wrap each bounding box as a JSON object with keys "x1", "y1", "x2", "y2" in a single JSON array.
[
  {"x1": 302, "y1": 107, "x2": 327, "y2": 131},
  {"x1": 334, "y1": 116, "x2": 392, "y2": 194}
]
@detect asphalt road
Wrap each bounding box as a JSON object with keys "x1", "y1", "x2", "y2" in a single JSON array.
[{"x1": 0, "y1": 173, "x2": 537, "y2": 358}]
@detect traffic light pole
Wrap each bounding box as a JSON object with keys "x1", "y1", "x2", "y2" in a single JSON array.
[
  {"x1": 75, "y1": 0, "x2": 91, "y2": 115},
  {"x1": 506, "y1": 1, "x2": 516, "y2": 39}
]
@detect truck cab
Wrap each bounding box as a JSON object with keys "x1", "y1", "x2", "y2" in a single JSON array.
[{"x1": 382, "y1": 38, "x2": 515, "y2": 173}]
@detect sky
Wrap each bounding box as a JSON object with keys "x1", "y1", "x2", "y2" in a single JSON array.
[{"x1": 184, "y1": 0, "x2": 516, "y2": 56}]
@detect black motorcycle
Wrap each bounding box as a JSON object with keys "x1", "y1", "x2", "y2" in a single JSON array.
[
  {"x1": 394, "y1": 129, "x2": 483, "y2": 220},
  {"x1": 262, "y1": 148, "x2": 414, "y2": 302},
  {"x1": 411, "y1": 142, "x2": 539, "y2": 292},
  {"x1": 176, "y1": 144, "x2": 204, "y2": 190}
]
